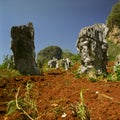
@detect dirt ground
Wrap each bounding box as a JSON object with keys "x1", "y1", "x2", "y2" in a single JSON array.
[{"x1": 0, "y1": 63, "x2": 120, "y2": 120}]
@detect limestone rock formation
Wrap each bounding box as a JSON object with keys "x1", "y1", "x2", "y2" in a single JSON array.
[
  {"x1": 48, "y1": 57, "x2": 59, "y2": 69},
  {"x1": 60, "y1": 58, "x2": 71, "y2": 71},
  {"x1": 108, "y1": 25, "x2": 120, "y2": 43},
  {"x1": 76, "y1": 23, "x2": 108, "y2": 74},
  {"x1": 11, "y1": 22, "x2": 40, "y2": 75}
]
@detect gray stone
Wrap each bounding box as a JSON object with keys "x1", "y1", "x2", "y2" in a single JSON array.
[
  {"x1": 11, "y1": 22, "x2": 40, "y2": 75},
  {"x1": 76, "y1": 23, "x2": 108, "y2": 74},
  {"x1": 60, "y1": 58, "x2": 71, "y2": 70},
  {"x1": 48, "y1": 57, "x2": 59, "y2": 69}
]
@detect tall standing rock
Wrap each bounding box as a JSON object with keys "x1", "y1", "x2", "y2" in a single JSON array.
[
  {"x1": 11, "y1": 22, "x2": 40, "y2": 75},
  {"x1": 76, "y1": 24, "x2": 108, "y2": 74}
]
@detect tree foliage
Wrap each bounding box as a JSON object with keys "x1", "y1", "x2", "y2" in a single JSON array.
[
  {"x1": 107, "y1": 2, "x2": 120, "y2": 30},
  {"x1": 107, "y1": 40, "x2": 120, "y2": 61},
  {"x1": 37, "y1": 46, "x2": 80, "y2": 67},
  {"x1": 0, "y1": 55, "x2": 14, "y2": 69},
  {"x1": 62, "y1": 49, "x2": 74, "y2": 58},
  {"x1": 62, "y1": 49, "x2": 80, "y2": 63},
  {"x1": 37, "y1": 46, "x2": 63, "y2": 62}
]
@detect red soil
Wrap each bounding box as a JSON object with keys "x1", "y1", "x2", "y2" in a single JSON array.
[{"x1": 0, "y1": 63, "x2": 120, "y2": 120}]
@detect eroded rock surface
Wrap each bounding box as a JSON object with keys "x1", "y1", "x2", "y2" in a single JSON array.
[
  {"x1": 76, "y1": 24, "x2": 108, "y2": 74},
  {"x1": 11, "y1": 22, "x2": 40, "y2": 75},
  {"x1": 108, "y1": 25, "x2": 120, "y2": 43}
]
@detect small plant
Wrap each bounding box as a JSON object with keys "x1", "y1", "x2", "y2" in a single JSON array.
[
  {"x1": 0, "y1": 68, "x2": 21, "y2": 78},
  {"x1": 73, "y1": 70, "x2": 81, "y2": 78},
  {"x1": 89, "y1": 77, "x2": 97, "y2": 82},
  {"x1": 107, "y1": 65, "x2": 120, "y2": 82},
  {"x1": 6, "y1": 98, "x2": 25, "y2": 115},
  {"x1": 107, "y1": 73, "x2": 117, "y2": 82},
  {"x1": 114, "y1": 65, "x2": 120, "y2": 81},
  {"x1": 0, "y1": 54, "x2": 15, "y2": 69},
  {"x1": 53, "y1": 106, "x2": 64, "y2": 117},
  {"x1": 6, "y1": 82, "x2": 39, "y2": 120},
  {"x1": 75, "y1": 90, "x2": 90, "y2": 120}
]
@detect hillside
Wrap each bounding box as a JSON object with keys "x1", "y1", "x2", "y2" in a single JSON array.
[{"x1": 0, "y1": 63, "x2": 120, "y2": 120}]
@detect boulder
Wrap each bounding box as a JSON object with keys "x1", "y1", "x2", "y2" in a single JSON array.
[
  {"x1": 48, "y1": 57, "x2": 59, "y2": 69},
  {"x1": 76, "y1": 23, "x2": 108, "y2": 74},
  {"x1": 60, "y1": 58, "x2": 71, "y2": 70},
  {"x1": 11, "y1": 22, "x2": 40, "y2": 75}
]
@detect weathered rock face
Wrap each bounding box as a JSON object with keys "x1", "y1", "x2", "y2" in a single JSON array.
[
  {"x1": 11, "y1": 22, "x2": 40, "y2": 75},
  {"x1": 108, "y1": 25, "x2": 120, "y2": 43},
  {"x1": 76, "y1": 24, "x2": 108, "y2": 74}
]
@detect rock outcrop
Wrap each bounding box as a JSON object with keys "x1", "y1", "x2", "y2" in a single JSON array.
[
  {"x1": 76, "y1": 23, "x2": 108, "y2": 74},
  {"x1": 108, "y1": 25, "x2": 120, "y2": 43},
  {"x1": 11, "y1": 22, "x2": 40, "y2": 75}
]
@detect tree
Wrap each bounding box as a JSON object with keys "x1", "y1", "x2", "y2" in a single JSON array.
[
  {"x1": 107, "y1": 2, "x2": 120, "y2": 30},
  {"x1": 37, "y1": 45, "x2": 63, "y2": 62}
]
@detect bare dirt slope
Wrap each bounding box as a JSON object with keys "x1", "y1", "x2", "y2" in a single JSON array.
[{"x1": 0, "y1": 63, "x2": 120, "y2": 120}]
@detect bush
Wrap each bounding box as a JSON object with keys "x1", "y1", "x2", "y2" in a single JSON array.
[
  {"x1": 62, "y1": 49, "x2": 80, "y2": 64},
  {"x1": 0, "y1": 68, "x2": 21, "y2": 78},
  {"x1": 114, "y1": 65, "x2": 120, "y2": 81},
  {"x1": 75, "y1": 91, "x2": 90, "y2": 120},
  {"x1": 6, "y1": 82, "x2": 38, "y2": 120},
  {"x1": 70, "y1": 54, "x2": 81, "y2": 64},
  {"x1": 37, "y1": 46, "x2": 63, "y2": 61},
  {"x1": 107, "y1": 40, "x2": 120, "y2": 61},
  {"x1": 0, "y1": 55, "x2": 15, "y2": 69},
  {"x1": 107, "y1": 2, "x2": 120, "y2": 30}
]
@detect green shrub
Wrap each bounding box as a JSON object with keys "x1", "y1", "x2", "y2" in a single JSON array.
[
  {"x1": 6, "y1": 82, "x2": 38, "y2": 120},
  {"x1": 107, "y1": 2, "x2": 120, "y2": 30},
  {"x1": 114, "y1": 65, "x2": 120, "y2": 81},
  {"x1": 107, "y1": 64, "x2": 120, "y2": 82},
  {"x1": 75, "y1": 90, "x2": 90, "y2": 120},
  {"x1": 0, "y1": 55, "x2": 15, "y2": 69},
  {"x1": 107, "y1": 40, "x2": 120, "y2": 61},
  {"x1": 107, "y1": 73, "x2": 117, "y2": 82},
  {"x1": 0, "y1": 68, "x2": 21, "y2": 78},
  {"x1": 37, "y1": 45, "x2": 63, "y2": 61}
]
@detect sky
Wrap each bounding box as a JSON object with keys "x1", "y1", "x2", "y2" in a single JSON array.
[{"x1": 0, "y1": 0, "x2": 118, "y2": 63}]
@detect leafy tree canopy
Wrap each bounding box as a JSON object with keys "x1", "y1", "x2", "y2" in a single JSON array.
[
  {"x1": 107, "y1": 2, "x2": 120, "y2": 30},
  {"x1": 37, "y1": 45, "x2": 63, "y2": 62},
  {"x1": 37, "y1": 46, "x2": 80, "y2": 66},
  {"x1": 62, "y1": 49, "x2": 74, "y2": 58}
]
